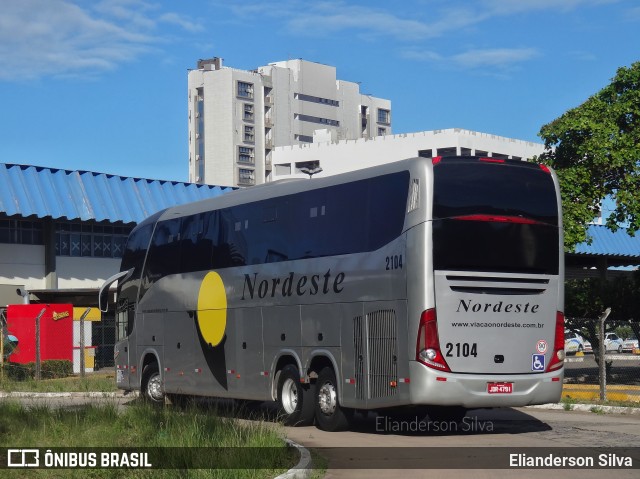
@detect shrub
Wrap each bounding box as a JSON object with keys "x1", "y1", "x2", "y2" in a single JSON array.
[{"x1": 3, "y1": 360, "x2": 73, "y2": 381}]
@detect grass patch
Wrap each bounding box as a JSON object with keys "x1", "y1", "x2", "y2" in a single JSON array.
[
  {"x1": 0, "y1": 371, "x2": 117, "y2": 393},
  {"x1": 0, "y1": 401, "x2": 295, "y2": 478},
  {"x1": 561, "y1": 396, "x2": 577, "y2": 411}
]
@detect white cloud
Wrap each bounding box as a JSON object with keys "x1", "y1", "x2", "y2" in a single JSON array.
[
  {"x1": 0, "y1": 0, "x2": 201, "y2": 81},
  {"x1": 452, "y1": 48, "x2": 539, "y2": 69},
  {"x1": 285, "y1": 3, "x2": 432, "y2": 41},
  {"x1": 481, "y1": 0, "x2": 620, "y2": 15},
  {"x1": 401, "y1": 50, "x2": 443, "y2": 62},
  {"x1": 221, "y1": 0, "x2": 619, "y2": 43},
  {"x1": 401, "y1": 46, "x2": 539, "y2": 75},
  {"x1": 159, "y1": 13, "x2": 204, "y2": 33},
  {"x1": 627, "y1": 6, "x2": 640, "y2": 20}
]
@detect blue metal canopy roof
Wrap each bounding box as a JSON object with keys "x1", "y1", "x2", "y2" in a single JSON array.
[
  {"x1": 574, "y1": 224, "x2": 640, "y2": 260},
  {"x1": 0, "y1": 163, "x2": 233, "y2": 224}
]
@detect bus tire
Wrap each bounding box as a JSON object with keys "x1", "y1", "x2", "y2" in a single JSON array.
[
  {"x1": 277, "y1": 365, "x2": 314, "y2": 426},
  {"x1": 141, "y1": 363, "x2": 164, "y2": 406},
  {"x1": 314, "y1": 367, "x2": 352, "y2": 432}
]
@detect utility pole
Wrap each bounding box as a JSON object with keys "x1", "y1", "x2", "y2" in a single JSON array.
[{"x1": 598, "y1": 307, "x2": 611, "y2": 401}]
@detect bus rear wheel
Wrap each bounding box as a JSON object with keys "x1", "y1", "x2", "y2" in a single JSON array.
[
  {"x1": 314, "y1": 367, "x2": 352, "y2": 432},
  {"x1": 277, "y1": 365, "x2": 314, "y2": 426},
  {"x1": 141, "y1": 363, "x2": 164, "y2": 405}
]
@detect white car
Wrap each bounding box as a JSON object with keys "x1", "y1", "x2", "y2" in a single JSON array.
[
  {"x1": 622, "y1": 335, "x2": 639, "y2": 353},
  {"x1": 604, "y1": 332, "x2": 623, "y2": 354},
  {"x1": 564, "y1": 331, "x2": 586, "y2": 354}
]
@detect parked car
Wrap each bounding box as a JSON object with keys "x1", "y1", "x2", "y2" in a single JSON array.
[
  {"x1": 622, "y1": 335, "x2": 639, "y2": 353},
  {"x1": 583, "y1": 340, "x2": 593, "y2": 354},
  {"x1": 565, "y1": 330, "x2": 586, "y2": 354},
  {"x1": 604, "y1": 332, "x2": 623, "y2": 353}
]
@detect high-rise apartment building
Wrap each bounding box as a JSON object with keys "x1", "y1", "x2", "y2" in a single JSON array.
[{"x1": 188, "y1": 57, "x2": 391, "y2": 187}]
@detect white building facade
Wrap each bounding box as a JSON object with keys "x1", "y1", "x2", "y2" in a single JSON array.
[
  {"x1": 271, "y1": 128, "x2": 545, "y2": 180},
  {"x1": 188, "y1": 58, "x2": 391, "y2": 187}
]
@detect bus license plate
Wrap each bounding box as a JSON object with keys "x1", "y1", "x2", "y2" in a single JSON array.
[{"x1": 488, "y1": 382, "x2": 513, "y2": 394}]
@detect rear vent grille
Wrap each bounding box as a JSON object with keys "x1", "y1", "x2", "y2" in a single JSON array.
[
  {"x1": 354, "y1": 310, "x2": 398, "y2": 400},
  {"x1": 445, "y1": 275, "x2": 549, "y2": 295}
]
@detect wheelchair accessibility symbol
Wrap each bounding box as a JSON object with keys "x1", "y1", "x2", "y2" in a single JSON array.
[{"x1": 532, "y1": 354, "x2": 545, "y2": 371}]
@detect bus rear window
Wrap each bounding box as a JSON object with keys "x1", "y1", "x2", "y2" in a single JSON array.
[
  {"x1": 432, "y1": 161, "x2": 559, "y2": 274},
  {"x1": 433, "y1": 161, "x2": 558, "y2": 225}
]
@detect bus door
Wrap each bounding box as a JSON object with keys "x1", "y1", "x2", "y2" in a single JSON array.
[
  {"x1": 114, "y1": 295, "x2": 135, "y2": 389},
  {"x1": 163, "y1": 311, "x2": 195, "y2": 394},
  {"x1": 232, "y1": 308, "x2": 267, "y2": 400}
]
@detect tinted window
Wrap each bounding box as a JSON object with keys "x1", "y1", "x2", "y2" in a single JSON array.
[
  {"x1": 433, "y1": 220, "x2": 559, "y2": 274},
  {"x1": 119, "y1": 213, "x2": 158, "y2": 334},
  {"x1": 432, "y1": 160, "x2": 559, "y2": 274},
  {"x1": 180, "y1": 213, "x2": 209, "y2": 273},
  {"x1": 145, "y1": 171, "x2": 409, "y2": 279},
  {"x1": 207, "y1": 209, "x2": 248, "y2": 268},
  {"x1": 433, "y1": 161, "x2": 558, "y2": 225},
  {"x1": 141, "y1": 218, "x2": 181, "y2": 298}
]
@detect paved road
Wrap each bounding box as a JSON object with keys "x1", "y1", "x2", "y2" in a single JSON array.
[
  {"x1": 3, "y1": 393, "x2": 639, "y2": 478},
  {"x1": 284, "y1": 406, "x2": 640, "y2": 478}
]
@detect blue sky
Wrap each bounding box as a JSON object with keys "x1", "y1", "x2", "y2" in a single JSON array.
[{"x1": 0, "y1": 0, "x2": 638, "y2": 183}]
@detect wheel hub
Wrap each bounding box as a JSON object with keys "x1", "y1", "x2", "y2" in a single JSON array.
[
  {"x1": 318, "y1": 381, "x2": 337, "y2": 415},
  {"x1": 147, "y1": 374, "x2": 164, "y2": 402},
  {"x1": 282, "y1": 378, "x2": 299, "y2": 414}
]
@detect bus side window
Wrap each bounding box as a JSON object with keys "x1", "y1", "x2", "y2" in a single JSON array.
[
  {"x1": 119, "y1": 221, "x2": 155, "y2": 335},
  {"x1": 180, "y1": 213, "x2": 211, "y2": 273},
  {"x1": 206, "y1": 209, "x2": 247, "y2": 269},
  {"x1": 140, "y1": 218, "x2": 181, "y2": 299}
]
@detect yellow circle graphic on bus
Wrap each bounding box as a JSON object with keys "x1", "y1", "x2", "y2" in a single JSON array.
[{"x1": 197, "y1": 272, "x2": 227, "y2": 347}]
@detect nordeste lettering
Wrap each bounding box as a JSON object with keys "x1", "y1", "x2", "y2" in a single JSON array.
[
  {"x1": 456, "y1": 299, "x2": 540, "y2": 314},
  {"x1": 241, "y1": 270, "x2": 345, "y2": 300}
]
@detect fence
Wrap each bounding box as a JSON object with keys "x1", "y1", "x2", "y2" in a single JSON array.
[
  {"x1": 564, "y1": 316, "x2": 640, "y2": 403},
  {"x1": 1, "y1": 305, "x2": 116, "y2": 381}
]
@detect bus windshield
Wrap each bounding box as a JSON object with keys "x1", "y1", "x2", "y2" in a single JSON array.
[{"x1": 432, "y1": 160, "x2": 560, "y2": 274}]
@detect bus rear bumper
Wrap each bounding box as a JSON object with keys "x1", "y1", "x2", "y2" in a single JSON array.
[{"x1": 409, "y1": 361, "x2": 564, "y2": 408}]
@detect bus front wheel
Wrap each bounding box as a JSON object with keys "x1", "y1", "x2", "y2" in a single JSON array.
[
  {"x1": 277, "y1": 365, "x2": 314, "y2": 426},
  {"x1": 314, "y1": 367, "x2": 352, "y2": 432},
  {"x1": 141, "y1": 363, "x2": 164, "y2": 405}
]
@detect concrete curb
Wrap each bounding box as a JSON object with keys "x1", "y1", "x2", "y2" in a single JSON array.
[
  {"x1": 0, "y1": 391, "x2": 130, "y2": 398},
  {"x1": 526, "y1": 403, "x2": 640, "y2": 415},
  {"x1": 0, "y1": 391, "x2": 117, "y2": 398},
  {"x1": 2, "y1": 391, "x2": 639, "y2": 415},
  {"x1": 274, "y1": 439, "x2": 313, "y2": 479}
]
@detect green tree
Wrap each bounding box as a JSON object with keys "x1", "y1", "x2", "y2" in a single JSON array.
[
  {"x1": 565, "y1": 272, "x2": 640, "y2": 361},
  {"x1": 536, "y1": 61, "x2": 640, "y2": 250}
]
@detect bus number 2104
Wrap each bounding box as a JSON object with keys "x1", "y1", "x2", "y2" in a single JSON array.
[
  {"x1": 445, "y1": 342, "x2": 478, "y2": 358},
  {"x1": 385, "y1": 255, "x2": 403, "y2": 270}
]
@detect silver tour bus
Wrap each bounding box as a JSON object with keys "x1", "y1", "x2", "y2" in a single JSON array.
[{"x1": 99, "y1": 156, "x2": 564, "y2": 431}]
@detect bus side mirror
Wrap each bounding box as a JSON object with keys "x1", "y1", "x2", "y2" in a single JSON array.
[{"x1": 99, "y1": 269, "x2": 133, "y2": 313}]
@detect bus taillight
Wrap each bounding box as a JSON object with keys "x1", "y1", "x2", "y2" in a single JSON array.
[
  {"x1": 546, "y1": 311, "x2": 565, "y2": 371},
  {"x1": 416, "y1": 309, "x2": 451, "y2": 372}
]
